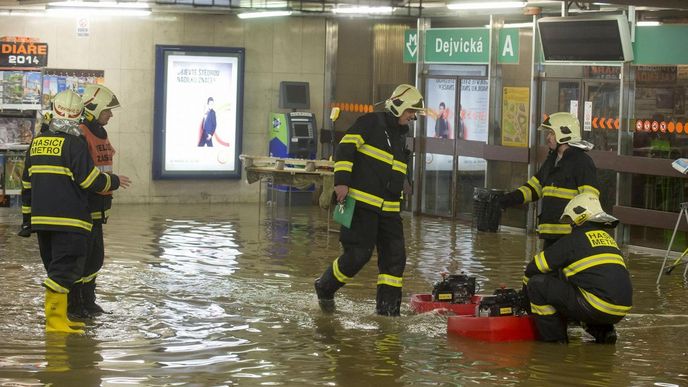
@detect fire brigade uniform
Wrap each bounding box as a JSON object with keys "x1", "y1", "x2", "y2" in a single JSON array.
[
  {"x1": 316, "y1": 111, "x2": 411, "y2": 316},
  {"x1": 21, "y1": 130, "x2": 121, "y2": 295},
  {"x1": 501, "y1": 147, "x2": 599, "y2": 245},
  {"x1": 66, "y1": 119, "x2": 116, "y2": 317},
  {"x1": 524, "y1": 222, "x2": 633, "y2": 343}
]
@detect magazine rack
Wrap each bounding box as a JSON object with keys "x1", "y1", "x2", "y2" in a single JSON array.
[{"x1": 657, "y1": 202, "x2": 688, "y2": 283}]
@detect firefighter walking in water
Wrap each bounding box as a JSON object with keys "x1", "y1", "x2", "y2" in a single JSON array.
[
  {"x1": 524, "y1": 192, "x2": 632, "y2": 343},
  {"x1": 314, "y1": 84, "x2": 424, "y2": 316},
  {"x1": 20, "y1": 90, "x2": 130, "y2": 333},
  {"x1": 68, "y1": 84, "x2": 126, "y2": 319}
]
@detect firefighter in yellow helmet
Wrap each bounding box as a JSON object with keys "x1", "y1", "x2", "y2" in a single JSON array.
[
  {"x1": 498, "y1": 112, "x2": 600, "y2": 249},
  {"x1": 67, "y1": 84, "x2": 130, "y2": 319},
  {"x1": 20, "y1": 90, "x2": 130, "y2": 333},
  {"x1": 524, "y1": 192, "x2": 632, "y2": 343},
  {"x1": 314, "y1": 84, "x2": 424, "y2": 316}
]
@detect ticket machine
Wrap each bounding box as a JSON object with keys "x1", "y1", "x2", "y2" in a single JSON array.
[{"x1": 269, "y1": 112, "x2": 317, "y2": 159}]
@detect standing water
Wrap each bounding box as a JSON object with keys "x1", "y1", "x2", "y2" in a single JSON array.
[{"x1": 0, "y1": 203, "x2": 687, "y2": 386}]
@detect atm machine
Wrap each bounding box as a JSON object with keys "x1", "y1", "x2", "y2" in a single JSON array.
[{"x1": 268, "y1": 111, "x2": 317, "y2": 160}]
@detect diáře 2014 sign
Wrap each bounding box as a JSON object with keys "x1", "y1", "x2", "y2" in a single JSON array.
[{"x1": 0, "y1": 42, "x2": 49, "y2": 67}]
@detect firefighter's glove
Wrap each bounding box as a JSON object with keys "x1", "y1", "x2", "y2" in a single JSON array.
[{"x1": 497, "y1": 190, "x2": 524, "y2": 209}]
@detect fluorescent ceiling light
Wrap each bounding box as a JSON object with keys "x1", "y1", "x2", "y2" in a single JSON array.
[
  {"x1": 237, "y1": 10, "x2": 292, "y2": 19},
  {"x1": 447, "y1": 1, "x2": 526, "y2": 10},
  {"x1": 46, "y1": 1, "x2": 151, "y2": 16},
  {"x1": 485, "y1": 22, "x2": 533, "y2": 28},
  {"x1": 332, "y1": 6, "x2": 394, "y2": 14},
  {"x1": 637, "y1": 21, "x2": 661, "y2": 26}
]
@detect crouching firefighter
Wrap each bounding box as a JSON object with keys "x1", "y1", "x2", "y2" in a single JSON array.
[
  {"x1": 314, "y1": 84, "x2": 424, "y2": 316},
  {"x1": 20, "y1": 90, "x2": 129, "y2": 333},
  {"x1": 524, "y1": 192, "x2": 632, "y2": 343}
]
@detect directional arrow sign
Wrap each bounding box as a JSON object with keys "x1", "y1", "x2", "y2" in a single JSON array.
[
  {"x1": 600, "y1": 117, "x2": 607, "y2": 129},
  {"x1": 404, "y1": 30, "x2": 418, "y2": 63},
  {"x1": 606, "y1": 118, "x2": 613, "y2": 129}
]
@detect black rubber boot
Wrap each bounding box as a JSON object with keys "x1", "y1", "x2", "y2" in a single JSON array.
[
  {"x1": 585, "y1": 324, "x2": 617, "y2": 344},
  {"x1": 67, "y1": 283, "x2": 90, "y2": 319},
  {"x1": 314, "y1": 279, "x2": 336, "y2": 314},
  {"x1": 82, "y1": 281, "x2": 110, "y2": 316}
]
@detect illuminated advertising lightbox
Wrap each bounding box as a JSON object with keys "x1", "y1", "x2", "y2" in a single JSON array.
[{"x1": 153, "y1": 45, "x2": 245, "y2": 179}]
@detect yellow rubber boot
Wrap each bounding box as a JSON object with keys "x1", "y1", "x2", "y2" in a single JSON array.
[{"x1": 45, "y1": 290, "x2": 85, "y2": 334}]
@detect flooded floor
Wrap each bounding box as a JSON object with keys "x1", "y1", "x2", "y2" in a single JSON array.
[{"x1": 0, "y1": 203, "x2": 687, "y2": 386}]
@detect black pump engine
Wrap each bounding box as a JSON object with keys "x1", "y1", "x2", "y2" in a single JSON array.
[
  {"x1": 477, "y1": 287, "x2": 528, "y2": 317},
  {"x1": 432, "y1": 273, "x2": 477, "y2": 304}
]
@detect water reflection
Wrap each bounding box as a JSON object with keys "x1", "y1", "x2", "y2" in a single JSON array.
[{"x1": 0, "y1": 204, "x2": 687, "y2": 386}]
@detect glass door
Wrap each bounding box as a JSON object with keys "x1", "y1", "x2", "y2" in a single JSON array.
[{"x1": 583, "y1": 81, "x2": 621, "y2": 152}]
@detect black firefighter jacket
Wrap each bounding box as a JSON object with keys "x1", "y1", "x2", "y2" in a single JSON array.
[
  {"x1": 333, "y1": 112, "x2": 410, "y2": 215},
  {"x1": 21, "y1": 130, "x2": 121, "y2": 235},
  {"x1": 524, "y1": 223, "x2": 633, "y2": 318},
  {"x1": 509, "y1": 147, "x2": 599, "y2": 239}
]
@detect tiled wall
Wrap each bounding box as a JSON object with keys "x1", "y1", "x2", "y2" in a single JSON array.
[{"x1": 0, "y1": 14, "x2": 326, "y2": 203}]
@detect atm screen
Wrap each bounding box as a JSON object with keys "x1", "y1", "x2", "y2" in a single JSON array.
[{"x1": 293, "y1": 123, "x2": 310, "y2": 138}]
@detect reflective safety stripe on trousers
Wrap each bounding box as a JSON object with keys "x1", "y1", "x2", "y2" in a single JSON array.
[
  {"x1": 530, "y1": 303, "x2": 557, "y2": 315},
  {"x1": 31, "y1": 216, "x2": 92, "y2": 232},
  {"x1": 578, "y1": 287, "x2": 631, "y2": 316},
  {"x1": 348, "y1": 188, "x2": 401, "y2": 212},
  {"x1": 332, "y1": 257, "x2": 352, "y2": 284},
  {"x1": 377, "y1": 273, "x2": 403, "y2": 287}
]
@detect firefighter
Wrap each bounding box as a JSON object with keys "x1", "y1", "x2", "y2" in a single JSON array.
[
  {"x1": 67, "y1": 84, "x2": 127, "y2": 319},
  {"x1": 498, "y1": 112, "x2": 599, "y2": 249},
  {"x1": 524, "y1": 192, "x2": 632, "y2": 343},
  {"x1": 20, "y1": 90, "x2": 130, "y2": 333},
  {"x1": 314, "y1": 84, "x2": 424, "y2": 316}
]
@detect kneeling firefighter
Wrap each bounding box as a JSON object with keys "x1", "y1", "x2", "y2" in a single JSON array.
[
  {"x1": 314, "y1": 84, "x2": 424, "y2": 316},
  {"x1": 524, "y1": 192, "x2": 632, "y2": 343}
]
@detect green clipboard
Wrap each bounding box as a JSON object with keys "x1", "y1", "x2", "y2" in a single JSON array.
[{"x1": 332, "y1": 195, "x2": 355, "y2": 228}]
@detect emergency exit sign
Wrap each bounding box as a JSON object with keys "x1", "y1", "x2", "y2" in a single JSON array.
[{"x1": 404, "y1": 28, "x2": 520, "y2": 64}]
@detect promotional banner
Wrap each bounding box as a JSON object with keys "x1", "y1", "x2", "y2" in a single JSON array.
[
  {"x1": 459, "y1": 79, "x2": 489, "y2": 171},
  {"x1": 501, "y1": 87, "x2": 529, "y2": 147},
  {"x1": 153, "y1": 46, "x2": 245, "y2": 179},
  {"x1": 425, "y1": 78, "x2": 456, "y2": 139}
]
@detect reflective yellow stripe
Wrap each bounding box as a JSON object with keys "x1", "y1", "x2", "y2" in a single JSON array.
[
  {"x1": 527, "y1": 176, "x2": 542, "y2": 197},
  {"x1": 340, "y1": 134, "x2": 364, "y2": 149},
  {"x1": 349, "y1": 188, "x2": 384, "y2": 208},
  {"x1": 537, "y1": 223, "x2": 572, "y2": 235},
  {"x1": 22, "y1": 180, "x2": 31, "y2": 189},
  {"x1": 563, "y1": 253, "x2": 626, "y2": 277},
  {"x1": 377, "y1": 274, "x2": 403, "y2": 288},
  {"x1": 29, "y1": 165, "x2": 74, "y2": 179},
  {"x1": 22, "y1": 205, "x2": 31, "y2": 214},
  {"x1": 534, "y1": 251, "x2": 551, "y2": 273},
  {"x1": 332, "y1": 257, "x2": 352, "y2": 283},
  {"x1": 381, "y1": 201, "x2": 400, "y2": 212},
  {"x1": 579, "y1": 185, "x2": 600, "y2": 196},
  {"x1": 517, "y1": 186, "x2": 531, "y2": 203},
  {"x1": 542, "y1": 186, "x2": 577, "y2": 200},
  {"x1": 31, "y1": 216, "x2": 92, "y2": 232},
  {"x1": 44, "y1": 278, "x2": 68, "y2": 293},
  {"x1": 522, "y1": 275, "x2": 529, "y2": 285},
  {"x1": 82, "y1": 272, "x2": 98, "y2": 283},
  {"x1": 531, "y1": 303, "x2": 557, "y2": 315},
  {"x1": 334, "y1": 161, "x2": 353, "y2": 172},
  {"x1": 358, "y1": 144, "x2": 393, "y2": 165},
  {"x1": 579, "y1": 288, "x2": 631, "y2": 316},
  {"x1": 91, "y1": 209, "x2": 111, "y2": 220},
  {"x1": 100, "y1": 173, "x2": 111, "y2": 192},
  {"x1": 80, "y1": 167, "x2": 100, "y2": 189},
  {"x1": 392, "y1": 160, "x2": 407, "y2": 175}
]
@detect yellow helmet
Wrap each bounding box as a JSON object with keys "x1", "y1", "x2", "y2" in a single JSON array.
[
  {"x1": 385, "y1": 84, "x2": 425, "y2": 117},
  {"x1": 561, "y1": 192, "x2": 618, "y2": 227},
  {"x1": 539, "y1": 112, "x2": 581, "y2": 144},
  {"x1": 52, "y1": 90, "x2": 84, "y2": 121},
  {"x1": 82, "y1": 84, "x2": 120, "y2": 121}
]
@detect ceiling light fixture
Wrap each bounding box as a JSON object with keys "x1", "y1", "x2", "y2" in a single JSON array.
[
  {"x1": 637, "y1": 21, "x2": 661, "y2": 26},
  {"x1": 447, "y1": 1, "x2": 526, "y2": 10},
  {"x1": 332, "y1": 6, "x2": 394, "y2": 14},
  {"x1": 485, "y1": 22, "x2": 533, "y2": 28},
  {"x1": 46, "y1": 1, "x2": 151, "y2": 16},
  {"x1": 237, "y1": 10, "x2": 292, "y2": 19}
]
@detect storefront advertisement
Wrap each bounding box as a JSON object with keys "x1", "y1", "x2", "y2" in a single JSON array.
[
  {"x1": 501, "y1": 87, "x2": 529, "y2": 147},
  {"x1": 459, "y1": 79, "x2": 488, "y2": 171},
  {"x1": 425, "y1": 78, "x2": 456, "y2": 139},
  {"x1": 153, "y1": 45, "x2": 245, "y2": 179}
]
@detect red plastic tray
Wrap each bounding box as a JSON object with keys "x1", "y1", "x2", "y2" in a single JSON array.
[
  {"x1": 447, "y1": 314, "x2": 537, "y2": 342},
  {"x1": 409, "y1": 293, "x2": 481, "y2": 315}
]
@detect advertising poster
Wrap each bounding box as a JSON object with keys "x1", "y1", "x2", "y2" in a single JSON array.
[
  {"x1": 153, "y1": 46, "x2": 245, "y2": 179},
  {"x1": 501, "y1": 87, "x2": 529, "y2": 147},
  {"x1": 424, "y1": 78, "x2": 456, "y2": 139},
  {"x1": 459, "y1": 79, "x2": 489, "y2": 171}
]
